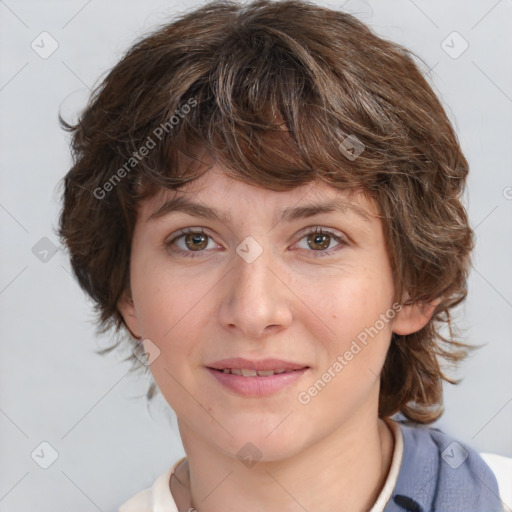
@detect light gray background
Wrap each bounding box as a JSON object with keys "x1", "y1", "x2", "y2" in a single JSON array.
[{"x1": 1, "y1": 0, "x2": 511, "y2": 510}]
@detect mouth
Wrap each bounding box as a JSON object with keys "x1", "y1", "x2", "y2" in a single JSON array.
[
  {"x1": 209, "y1": 368, "x2": 305, "y2": 377},
  {"x1": 206, "y1": 357, "x2": 309, "y2": 372},
  {"x1": 205, "y1": 357, "x2": 310, "y2": 397}
]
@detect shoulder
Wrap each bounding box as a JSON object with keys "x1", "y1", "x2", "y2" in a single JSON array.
[
  {"x1": 480, "y1": 452, "x2": 512, "y2": 510},
  {"x1": 390, "y1": 421, "x2": 506, "y2": 511},
  {"x1": 398, "y1": 421, "x2": 497, "y2": 477},
  {"x1": 118, "y1": 487, "x2": 153, "y2": 512},
  {"x1": 117, "y1": 458, "x2": 185, "y2": 512}
]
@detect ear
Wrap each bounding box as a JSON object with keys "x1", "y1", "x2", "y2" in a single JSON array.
[
  {"x1": 392, "y1": 294, "x2": 442, "y2": 336},
  {"x1": 117, "y1": 292, "x2": 142, "y2": 340}
]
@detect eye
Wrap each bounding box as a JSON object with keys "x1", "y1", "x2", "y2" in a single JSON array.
[
  {"x1": 165, "y1": 228, "x2": 218, "y2": 257},
  {"x1": 293, "y1": 226, "x2": 347, "y2": 256}
]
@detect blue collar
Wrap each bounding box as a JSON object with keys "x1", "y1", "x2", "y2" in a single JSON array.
[{"x1": 383, "y1": 421, "x2": 503, "y2": 512}]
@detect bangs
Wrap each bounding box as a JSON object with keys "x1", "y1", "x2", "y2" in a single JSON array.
[{"x1": 122, "y1": 24, "x2": 378, "y2": 199}]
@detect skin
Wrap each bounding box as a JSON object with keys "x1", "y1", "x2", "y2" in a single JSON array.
[{"x1": 118, "y1": 165, "x2": 437, "y2": 512}]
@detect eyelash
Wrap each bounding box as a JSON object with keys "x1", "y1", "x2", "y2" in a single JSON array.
[{"x1": 164, "y1": 226, "x2": 348, "y2": 258}]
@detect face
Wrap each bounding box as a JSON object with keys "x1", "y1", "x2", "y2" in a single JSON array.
[{"x1": 119, "y1": 165, "x2": 433, "y2": 460}]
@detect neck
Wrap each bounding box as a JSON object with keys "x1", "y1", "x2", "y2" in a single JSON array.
[{"x1": 172, "y1": 413, "x2": 395, "y2": 512}]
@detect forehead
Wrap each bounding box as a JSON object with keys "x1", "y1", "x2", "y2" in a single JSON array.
[{"x1": 138, "y1": 166, "x2": 380, "y2": 225}]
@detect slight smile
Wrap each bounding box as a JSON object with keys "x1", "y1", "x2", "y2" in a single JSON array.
[{"x1": 206, "y1": 357, "x2": 311, "y2": 397}]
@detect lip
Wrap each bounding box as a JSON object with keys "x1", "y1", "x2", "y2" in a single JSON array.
[
  {"x1": 206, "y1": 357, "x2": 310, "y2": 397},
  {"x1": 206, "y1": 357, "x2": 308, "y2": 372}
]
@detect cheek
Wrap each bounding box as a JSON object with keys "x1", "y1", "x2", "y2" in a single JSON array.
[
  {"x1": 130, "y1": 242, "x2": 203, "y2": 339},
  {"x1": 306, "y1": 269, "x2": 392, "y2": 334},
  {"x1": 130, "y1": 257, "x2": 213, "y2": 380},
  {"x1": 297, "y1": 280, "x2": 394, "y2": 419},
  {"x1": 302, "y1": 269, "x2": 395, "y2": 380}
]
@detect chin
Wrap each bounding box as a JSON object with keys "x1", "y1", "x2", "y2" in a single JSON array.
[{"x1": 215, "y1": 422, "x2": 307, "y2": 463}]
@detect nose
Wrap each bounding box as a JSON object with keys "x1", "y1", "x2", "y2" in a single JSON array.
[{"x1": 218, "y1": 241, "x2": 293, "y2": 339}]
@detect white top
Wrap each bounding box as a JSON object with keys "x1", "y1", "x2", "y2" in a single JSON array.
[
  {"x1": 480, "y1": 452, "x2": 512, "y2": 509},
  {"x1": 118, "y1": 420, "x2": 512, "y2": 512}
]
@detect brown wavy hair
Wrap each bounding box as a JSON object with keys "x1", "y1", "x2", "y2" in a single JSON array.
[{"x1": 58, "y1": 0, "x2": 475, "y2": 423}]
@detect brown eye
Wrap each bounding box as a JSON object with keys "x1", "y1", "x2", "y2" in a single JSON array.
[
  {"x1": 184, "y1": 232, "x2": 209, "y2": 251},
  {"x1": 294, "y1": 227, "x2": 347, "y2": 257},
  {"x1": 307, "y1": 232, "x2": 332, "y2": 251},
  {"x1": 165, "y1": 228, "x2": 216, "y2": 257}
]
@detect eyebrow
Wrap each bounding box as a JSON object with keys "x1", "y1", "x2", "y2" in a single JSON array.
[{"x1": 147, "y1": 195, "x2": 373, "y2": 224}]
